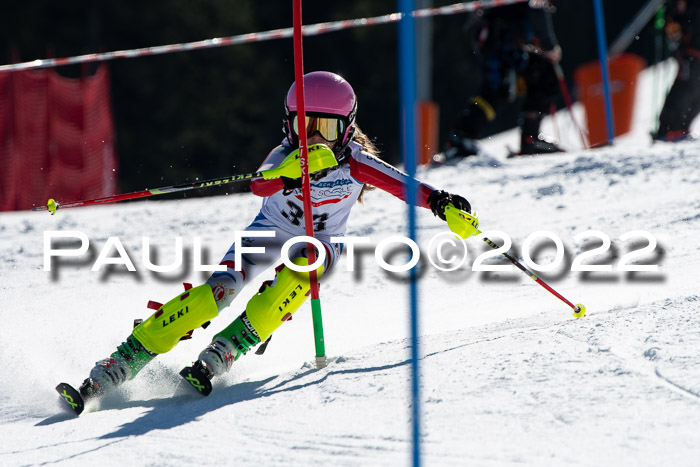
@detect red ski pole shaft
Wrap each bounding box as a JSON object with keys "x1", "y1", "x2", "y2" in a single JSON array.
[
  {"x1": 31, "y1": 147, "x2": 340, "y2": 215},
  {"x1": 31, "y1": 170, "x2": 265, "y2": 214},
  {"x1": 553, "y1": 62, "x2": 589, "y2": 149},
  {"x1": 478, "y1": 233, "x2": 586, "y2": 318},
  {"x1": 550, "y1": 102, "x2": 560, "y2": 142}
]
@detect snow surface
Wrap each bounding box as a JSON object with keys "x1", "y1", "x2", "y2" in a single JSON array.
[{"x1": 1, "y1": 60, "x2": 699, "y2": 466}]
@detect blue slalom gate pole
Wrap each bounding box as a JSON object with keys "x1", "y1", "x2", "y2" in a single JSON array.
[
  {"x1": 398, "y1": 0, "x2": 420, "y2": 465},
  {"x1": 593, "y1": 0, "x2": 616, "y2": 144}
]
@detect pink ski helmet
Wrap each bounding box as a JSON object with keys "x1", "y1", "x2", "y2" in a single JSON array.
[{"x1": 284, "y1": 71, "x2": 357, "y2": 149}]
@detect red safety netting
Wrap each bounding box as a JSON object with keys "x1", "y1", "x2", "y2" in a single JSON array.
[{"x1": 0, "y1": 65, "x2": 117, "y2": 211}]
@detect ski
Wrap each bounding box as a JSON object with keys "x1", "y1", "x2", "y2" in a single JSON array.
[
  {"x1": 506, "y1": 146, "x2": 524, "y2": 158},
  {"x1": 430, "y1": 147, "x2": 483, "y2": 165},
  {"x1": 56, "y1": 382, "x2": 86, "y2": 416},
  {"x1": 179, "y1": 365, "x2": 213, "y2": 396},
  {"x1": 506, "y1": 146, "x2": 566, "y2": 159}
]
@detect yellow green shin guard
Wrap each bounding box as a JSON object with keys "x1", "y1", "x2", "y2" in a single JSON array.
[
  {"x1": 133, "y1": 284, "x2": 219, "y2": 354},
  {"x1": 245, "y1": 257, "x2": 324, "y2": 342}
]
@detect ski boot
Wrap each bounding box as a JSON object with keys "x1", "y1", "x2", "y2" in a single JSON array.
[
  {"x1": 181, "y1": 257, "x2": 323, "y2": 396},
  {"x1": 433, "y1": 133, "x2": 481, "y2": 164},
  {"x1": 84, "y1": 334, "x2": 156, "y2": 395},
  {"x1": 445, "y1": 134, "x2": 481, "y2": 158},
  {"x1": 518, "y1": 134, "x2": 564, "y2": 156},
  {"x1": 653, "y1": 129, "x2": 693, "y2": 142},
  {"x1": 57, "y1": 283, "x2": 219, "y2": 414},
  {"x1": 179, "y1": 315, "x2": 260, "y2": 396},
  {"x1": 56, "y1": 334, "x2": 156, "y2": 416},
  {"x1": 513, "y1": 112, "x2": 564, "y2": 157}
]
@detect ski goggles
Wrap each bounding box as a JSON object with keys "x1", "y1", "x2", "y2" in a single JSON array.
[{"x1": 290, "y1": 115, "x2": 346, "y2": 142}]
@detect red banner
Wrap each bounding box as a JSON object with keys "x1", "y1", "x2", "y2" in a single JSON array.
[{"x1": 0, "y1": 65, "x2": 117, "y2": 211}]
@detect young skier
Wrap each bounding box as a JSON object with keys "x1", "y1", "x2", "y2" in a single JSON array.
[{"x1": 58, "y1": 71, "x2": 475, "y2": 411}]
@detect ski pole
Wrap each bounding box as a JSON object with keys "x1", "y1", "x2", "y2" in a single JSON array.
[
  {"x1": 33, "y1": 170, "x2": 262, "y2": 215},
  {"x1": 549, "y1": 102, "x2": 560, "y2": 143},
  {"x1": 552, "y1": 62, "x2": 589, "y2": 149},
  {"x1": 479, "y1": 231, "x2": 586, "y2": 318},
  {"x1": 32, "y1": 144, "x2": 337, "y2": 215},
  {"x1": 444, "y1": 206, "x2": 586, "y2": 318}
]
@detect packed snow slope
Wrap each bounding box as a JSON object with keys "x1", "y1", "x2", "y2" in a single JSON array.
[{"x1": 1, "y1": 61, "x2": 699, "y2": 466}]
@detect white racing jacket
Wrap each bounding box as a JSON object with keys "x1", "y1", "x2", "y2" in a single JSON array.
[{"x1": 250, "y1": 141, "x2": 436, "y2": 237}]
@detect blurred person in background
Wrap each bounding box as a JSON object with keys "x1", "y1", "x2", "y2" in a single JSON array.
[
  {"x1": 436, "y1": 0, "x2": 563, "y2": 162},
  {"x1": 655, "y1": 0, "x2": 700, "y2": 141}
]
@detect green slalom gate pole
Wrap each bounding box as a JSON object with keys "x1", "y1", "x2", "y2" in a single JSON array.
[
  {"x1": 310, "y1": 298, "x2": 326, "y2": 365},
  {"x1": 292, "y1": 0, "x2": 327, "y2": 369}
]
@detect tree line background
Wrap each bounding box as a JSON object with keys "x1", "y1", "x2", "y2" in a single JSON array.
[{"x1": 1, "y1": 1, "x2": 663, "y2": 196}]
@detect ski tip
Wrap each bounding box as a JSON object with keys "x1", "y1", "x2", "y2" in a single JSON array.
[
  {"x1": 179, "y1": 365, "x2": 213, "y2": 397},
  {"x1": 506, "y1": 146, "x2": 526, "y2": 159},
  {"x1": 430, "y1": 152, "x2": 448, "y2": 165},
  {"x1": 55, "y1": 382, "x2": 85, "y2": 416}
]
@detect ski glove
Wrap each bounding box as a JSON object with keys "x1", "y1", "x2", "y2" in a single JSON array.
[
  {"x1": 281, "y1": 176, "x2": 301, "y2": 191},
  {"x1": 427, "y1": 190, "x2": 471, "y2": 221}
]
